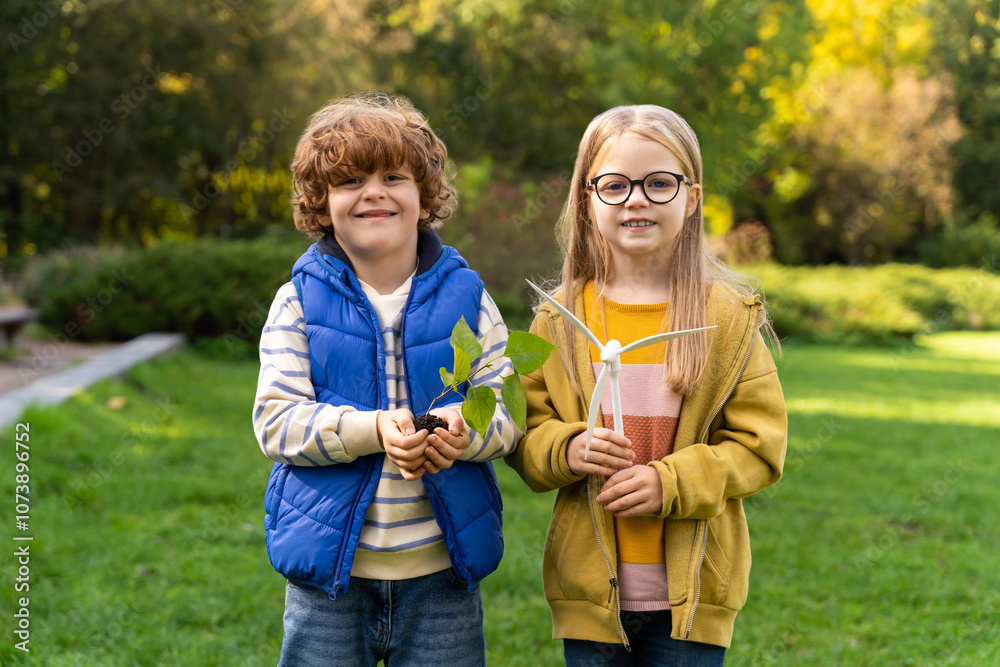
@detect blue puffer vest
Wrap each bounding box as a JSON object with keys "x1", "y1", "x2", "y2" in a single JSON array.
[{"x1": 263, "y1": 231, "x2": 504, "y2": 597}]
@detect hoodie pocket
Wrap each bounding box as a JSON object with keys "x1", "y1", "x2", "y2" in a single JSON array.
[
  {"x1": 547, "y1": 483, "x2": 610, "y2": 604},
  {"x1": 701, "y1": 520, "x2": 733, "y2": 607}
]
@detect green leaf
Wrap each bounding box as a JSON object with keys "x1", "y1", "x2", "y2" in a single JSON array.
[
  {"x1": 452, "y1": 347, "x2": 471, "y2": 386},
  {"x1": 451, "y1": 317, "x2": 482, "y2": 367},
  {"x1": 461, "y1": 385, "x2": 496, "y2": 436},
  {"x1": 501, "y1": 374, "x2": 527, "y2": 433},
  {"x1": 505, "y1": 330, "x2": 559, "y2": 375},
  {"x1": 439, "y1": 367, "x2": 454, "y2": 388}
]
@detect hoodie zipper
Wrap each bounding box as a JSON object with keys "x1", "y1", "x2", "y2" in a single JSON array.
[
  {"x1": 586, "y1": 478, "x2": 631, "y2": 651},
  {"x1": 686, "y1": 309, "x2": 762, "y2": 637},
  {"x1": 330, "y1": 456, "x2": 376, "y2": 599},
  {"x1": 549, "y1": 313, "x2": 631, "y2": 651}
]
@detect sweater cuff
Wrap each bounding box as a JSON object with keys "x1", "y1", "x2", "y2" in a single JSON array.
[
  {"x1": 340, "y1": 411, "x2": 383, "y2": 458},
  {"x1": 649, "y1": 460, "x2": 679, "y2": 518},
  {"x1": 553, "y1": 421, "x2": 589, "y2": 486}
]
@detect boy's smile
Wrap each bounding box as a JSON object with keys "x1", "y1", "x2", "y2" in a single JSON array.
[
  {"x1": 320, "y1": 167, "x2": 429, "y2": 290},
  {"x1": 355, "y1": 208, "x2": 398, "y2": 220}
]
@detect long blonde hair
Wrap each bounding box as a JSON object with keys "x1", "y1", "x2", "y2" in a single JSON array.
[{"x1": 555, "y1": 104, "x2": 776, "y2": 395}]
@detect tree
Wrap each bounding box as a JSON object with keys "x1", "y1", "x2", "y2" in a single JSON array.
[
  {"x1": 1, "y1": 0, "x2": 373, "y2": 258},
  {"x1": 761, "y1": 68, "x2": 962, "y2": 264},
  {"x1": 362, "y1": 0, "x2": 810, "y2": 219},
  {"x1": 931, "y1": 0, "x2": 1000, "y2": 220},
  {"x1": 729, "y1": 0, "x2": 968, "y2": 264}
]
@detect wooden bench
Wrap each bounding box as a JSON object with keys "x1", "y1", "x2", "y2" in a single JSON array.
[{"x1": 0, "y1": 307, "x2": 37, "y2": 353}]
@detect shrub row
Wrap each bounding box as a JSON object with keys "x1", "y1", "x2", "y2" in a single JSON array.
[
  {"x1": 19, "y1": 236, "x2": 309, "y2": 349},
  {"x1": 916, "y1": 213, "x2": 1000, "y2": 269},
  {"x1": 17, "y1": 237, "x2": 1000, "y2": 351},
  {"x1": 747, "y1": 262, "x2": 1000, "y2": 345}
]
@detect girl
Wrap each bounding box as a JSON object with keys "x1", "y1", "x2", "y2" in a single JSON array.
[{"x1": 508, "y1": 105, "x2": 788, "y2": 665}]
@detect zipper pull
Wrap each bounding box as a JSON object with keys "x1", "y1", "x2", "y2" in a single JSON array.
[{"x1": 607, "y1": 576, "x2": 618, "y2": 604}]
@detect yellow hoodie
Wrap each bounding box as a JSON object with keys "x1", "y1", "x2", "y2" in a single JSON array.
[{"x1": 506, "y1": 281, "x2": 788, "y2": 649}]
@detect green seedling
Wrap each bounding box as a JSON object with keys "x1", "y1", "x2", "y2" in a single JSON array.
[{"x1": 421, "y1": 316, "x2": 557, "y2": 436}]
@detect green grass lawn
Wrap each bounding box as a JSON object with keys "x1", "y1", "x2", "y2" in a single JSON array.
[{"x1": 2, "y1": 332, "x2": 999, "y2": 666}]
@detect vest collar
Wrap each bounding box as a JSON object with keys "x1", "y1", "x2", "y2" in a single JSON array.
[{"x1": 317, "y1": 230, "x2": 444, "y2": 277}]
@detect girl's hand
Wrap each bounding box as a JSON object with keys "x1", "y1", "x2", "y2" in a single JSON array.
[
  {"x1": 566, "y1": 428, "x2": 634, "y2": 477},
  {"x1": 377, "y1": 409, "x2": 429, "y2": 480},
  {"x1": 596, "y1": 466, "x2": 664, "y2": 517},
  {"x1": 424, "y1": 408, "x2": 470, "y2": 471}
]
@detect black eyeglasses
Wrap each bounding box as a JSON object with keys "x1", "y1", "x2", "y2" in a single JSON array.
[{"x1": 587, "y1": 171, "x2": 692, "y2": 206}]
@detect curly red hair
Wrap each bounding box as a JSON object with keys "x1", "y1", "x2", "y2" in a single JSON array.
[{"x1": 290, "y1": 91, "x2": 457, "y2": 238}]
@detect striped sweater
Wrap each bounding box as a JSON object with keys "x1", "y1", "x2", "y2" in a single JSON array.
[
  {"x1": 254, "y1": 277, "x2": 519, "y2": 580},
  {"x1": 584, "y1": 281, "x2": 681, "y2": 611}
]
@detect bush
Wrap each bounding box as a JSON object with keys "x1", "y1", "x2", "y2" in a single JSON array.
[
  {"x1": 16, "y1": 222, "x2": 549, "y2": 349},
  {"x1": 19, "y1": 236, "x2": 309, "y2": 343},
  {"x1": 711, "y1": 219, "x2": 774, "y2": 264},
  {"x1": 917, "y1": 213, "x2": 1000, "y2": 268},
  {"x1": 746, "y1": 262, "x2": 1000, "y2": 345}
]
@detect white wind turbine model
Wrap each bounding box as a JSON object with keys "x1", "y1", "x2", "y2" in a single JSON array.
[{"x1": 527, "y1": 280, "x2": 716, "y2": 459}]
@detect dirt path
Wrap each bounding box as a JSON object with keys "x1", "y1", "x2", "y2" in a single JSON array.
[{"x1": 0, "y1": 336, "x2": 121, "y2": 395}]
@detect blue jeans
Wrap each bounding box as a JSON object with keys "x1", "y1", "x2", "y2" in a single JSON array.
[
  {"x1": 563, "y1": 610, "x2": 726, "y2": 667},
  {"x1": 278, "y1": 569, "x2": 485, "y2": 667}
]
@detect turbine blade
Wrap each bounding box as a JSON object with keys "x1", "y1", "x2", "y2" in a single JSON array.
[
  {"x1": 585, "y1": 363, "x2": 609, "y2": 460},
  {"x1": 526, "y1": 280, "x2": 605, "y2": 351},
  {"x1": 618, "y1": 325, "x2": 717, "y2": 355}
]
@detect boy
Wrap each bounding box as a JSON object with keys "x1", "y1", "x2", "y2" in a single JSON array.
[{"x1": 253, "y1": 92, "x2": 518, "y2": 666}]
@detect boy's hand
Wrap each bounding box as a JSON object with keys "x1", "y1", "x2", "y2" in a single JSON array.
[
  {"x1": 596, "y1": 466, "x2": 663, "y2": 517},
  {"x1": 566, "y1": 428, "x2": 634, "y2": 477},
  {"x1": 424, "y1": 408, "x2": 470, "y2": 470},
  {"x1": 377, "y1": 409, "x2": 430, "y2": 480}
]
